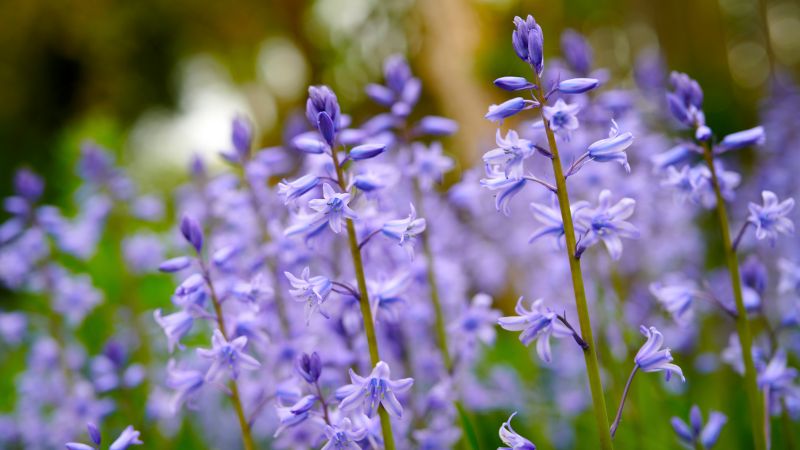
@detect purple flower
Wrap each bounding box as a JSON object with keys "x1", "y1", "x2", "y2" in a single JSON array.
[
  {"x1": 381, "y1": 204, "x2": 426, "y2": 257},
  {"x1": 154, "y1": 309, "x2": 194, "y2": 352},
  {"x1": 586, "y1": 120, "x2": 633, "y2": 172},
  {"x1": 335, "y1": 361, "x2": 414, "y2": 418},
  {"x1": 296, "y1": 352, "x2": 322, "y2": 384},
  {"x1": 292, "y1": 132, "x2": 329, "y2": 154},
  {"x1": 306, "y1": 85, "x2": 342, "y2": 132},
  {"x1": 482, "y1": 129, "x2": 534, "y2": 179},
  {"x1": 485, "y1": 97, "x2": 531, "y2": 122},
  {"x1": 542, "y1": 99, "x2": 580, "y2": 141},
  {"x1": 308, "y1": 184, "x2": 358, "y2": 234},
  {"x1": 231, "y1": 116, "x2": 253, "y2": 160},
  {"x1": 284, "y1": 267, "x2": 332, "y2": 322},
  {"x1": 166, "y1": 360, "x2": 204, "y2": 411},
  {"x1": 650, "y1": 279, "x2": 702, "y2": 323},
  {"x1": 197, "y1": 329, "x2": 261, "y2": 381},
  {"x1": 179, "y1": 215, "x2": 204, "y2": 253},
  {"x1": 480, "y1": 170, "x2": 527, "y2": 216},
  {"x1": 348, "y1": 143, "x2": 387, "y2": 161},
  {"x1": 412, "y1": 142, "x2": 455, "y2": 189},
  {"x1": 498, "y1": 412, "x2": 536, "y2": 450},
  {"x1": 497, "y1": 297, "x2": 571, "y2": 363},
  {"x1": 527, "y1": 201, "x2": 567, "y2": 245},
  {"x1": 634, "y1": 325, "x2": 685, "y2": 382},
  {"x1": 573, "y1": 190, "x2": 639, "y2": 260},
  {"x1": 321, "y1": 418, "x2": 368, "y2": 450},
  {"x1": 493, "y1": 76, "x2": 535, "y2": 92},
  {"x1": 718, "y1": 126, "x2": 765, "y2": 152},
  {"x1": 512, "y1": 15, "x2": 544, "y2": 74},
  {"x1": 278, "y1": 174, "x2": 320, "y2": 204},
  {"x1": 558, "y1": 78, "x2": 599, "y2": 94},
  {"x1": 561, "y1": 29, "x2": 592, "y2": 75},
  {"x1": 757, "y1": 350, "x2": 797, "y2": 390},
  {"x1": 66, "y1": 425, "x2": 142, "y2": 450},
  {"x1": 13, "y1": 169, "x2": 44, "y2": 202},
  {"x1": 671, "y1": 406, "x2": 727, "y2": 449},
  {"x1": 747, "y1": 190, "x2": 794, "y2": 244},
  {"x1": 667, "y1": 71, "x2": 704, "y2": 127},
  {"x1": 415, "y1": 116, "x2": 459, "y2": 136}
]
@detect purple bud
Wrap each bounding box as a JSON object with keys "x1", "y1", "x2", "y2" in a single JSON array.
[
  {"x1": 292, "y1": 133, "x2": 328, "y2": 154},
  {"x1": 175, "y1": 273, "x2": 205, "y2": 296},
  {"x1": 512, "y1": 15, "x2": 544, "y2": 74},
  {"x1": 689, "y1": 405, "x2": 703, "y2": 435},
  {"x1": 13, "y1": 169, "x2": 44, "y2": 201},
  {"x1": 87, "y1": 422, "x2": 102, "y2": 445},
  {"x1": 179, "y1": 216, "x2": 204, "y2": 253},
  {"x1": 718, "y1": 126, "x2": 765, "y2": 152},
  {"x1": 159, "y1": 256, "x2": 191, "y2": 273},
  {"x1": 741, "y1": 256, "x2": 768, "y2": 295},
  {"x1": 231, "y1": 116, "x2": 252, "y2": 159},
  {"x1": 695, "y1": 125, "x2": 712, "y2": 142},
  {"x1": 558, "y1": 78, "x2": 600, "y2": 94},
  {"x1": 493, "y1": 76, "x2": 535, "y2": 92},
  {"x1": 297, "y1": 352, "x2": 322, "y2": 383},
  {"x1": 366, "y1": 83, "x2": 395, "y2": 106},
  {"x1": 561, "y1": 29, "x2": 592, "y2": 75},
  {"x1": 349, "y1": 143, "x2": 387, "y2": 161},
  {"x1": 666, "y1": 93, "x2": 690, "y2": 125},
  {"x1": 415, "y1": 116, "x2": 459, "y2": 136},
  {"x1": 317, "y1": 112, "x2": 336, "y2": 147},
  {"x1": 306, "y1": 85, "x2": 341, "y2": 131},
  {"x1": 212, "y1": 245, "x2": 239, "y2": 267},
  {"x1": 671, "y1": 417, "x2": 693, "y2": 444},
  {"x1": 485, "y1": 97, "x2": 533, "y2": 122},
  {"x1": 385, "y1": 55, "x2": 412, "y2": 93}
]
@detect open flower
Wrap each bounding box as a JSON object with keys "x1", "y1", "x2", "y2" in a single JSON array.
[
  {"x1": 381, "y1": 203, "x2": 426, "y2": 257},
  {"x1": 284, "y1": 267, "x2": 332, "y2": 322},
  {"x1": 482, "y1": 129, "x2": 535, "y2": 179},
  {"x1": 497, "y1": 297, "x2": 571, "y2": 363},
  {"x1": 573, "y1": 190, "x2": 639, "y2": 260},
  {"x1": 335, "y1": 361, "x2": 413, "y2": 418},
  {"x1": 498, "y1": 412, "x2": 537, "y2": 450},
  {"x1": 197, "y1": 330, "x2": 261, "y2": 382},
  {"x1": 671, "y1": 406, "x2": 727, "y2": 449},
  {"x1": 634, "y1": 325, "x2": 685, "y2": 382},
  {"x1": 747, "y1": 190, "x2": 795, "y2": 245},
  {"x1": 308, "y1": 184, "x2": 358, "y2": 234},
  {"x1": 542, "y1": 99, "x2": 580, "y2": 141}
]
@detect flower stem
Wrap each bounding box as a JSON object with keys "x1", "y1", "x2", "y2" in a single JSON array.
[
  {"x1": 610, "y1": 365, "x2": 638, "y2": 437},
  {"x1": 532, "y1": 70, "x2": 614, "y2": 450},
  {"x1": 700, "y1": 142, "x2": 767, "y2": 450},
  {"x1": 330, "y1": 147, "x2": 396, "y2": 450},
  {"x1": 202, "y1": 263, "x2": 257, "y2": 450}
]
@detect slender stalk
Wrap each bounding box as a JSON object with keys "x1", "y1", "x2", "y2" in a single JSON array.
[
  {"x1": 329, "y1": 147, "x2": 396, "y2": 450},
  {"x1": 202, "y1": 263, "x2": 257, "y2": 450},
  {"x1": 531, "y1": 70, "x2": 614, "y2": 450},
  {"x1": 610, "y1": 365, "x2": 638, "y2": 437},
  {"x1": 694, "y1": 439, "x2": 705, "y2": 450},
  {"x1": 700, "y1": 142, "x2": 767, "y2": 450},
  {"x1": 732, "y1": 221, "x2": 751, "y2": 253}
]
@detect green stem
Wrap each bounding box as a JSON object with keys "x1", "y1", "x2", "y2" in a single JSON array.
[
  {"x1": 330, "y1": 147, "x2": 396, "y2": 450},
  {"x1": 532, "y1": 71, "x2": 614, "y2": 450},
  {"x1": 694, "y1": 438, "x2": 705, "y2": 450},
  {"x1": 700, "y1": 142, "x2": 766, "y2": 450},
  {"x1": 203, "y1": 264, "x2": 257, "y2": 450}
]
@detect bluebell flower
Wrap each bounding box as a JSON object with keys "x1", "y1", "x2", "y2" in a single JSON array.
[
  {"x1": 634, "y1": 325, "x2": 685, "y2": 381},
  {"x1": 321, "y1": 418, "x2": 368, "y2": 450},
  {"x1": 284, "y1": 267, "x2": 332, "y2": 322},
  {"x1": 493, "y1": 76, "x2": 535, "y2": 92},
  {"x1": 718, "y1": 126, "x2": 765, "y2": 153},
  {"x1": 777, "y1": 258, "x2": 800, "y2": 295},
  {"x1": 370, "y1": 272, "x2": 411, "y2": 323},
  {"x1": 348, "y1": 143, "x2": 387, "y2": 161},
  {"x1": 415, "y1": 116, "x2": 459, "y2": 136},
  {"x1": 179, "y1": 215, "x2": 204, "y2": 253},
  {"x1": 158, "y1": 256, "x2": 191, "y2": 273},
  {"x1": 480, "y1": 169, "x2": 526, "y2": 216},
  {"x1": 586, "y1": 120, "x2": 633, "y2": 172},
  {"x1": 296, "y1": 352, "x2": 322, "y2": 384},
  {"x1": 292, "y1": 132, "x2": 329, "y2": 154},
  {"x1": 174, "y1": 273, "x2": 205, "y2": 296},
  {"x1": 66, "y1": 425, "x2": 142, "y2": 450},
  {"x1": 13, "y1": 169, "x2": 44, "y2": 202},
  {"x1": 747, "y1": 190, "x2": 794, "y2": 244},
  {"x1": 449, "y1": 293, "x2": 501, "y2": 348},
  {"x1": 278, "y1": 174, "x2": 320, "y2": 204},
  {"x1": 757, "y1": 350, "x2": 797, "y2": 391},
  {"x1": 154, "y1": 309, "x2": 194, "y2": 352},
  {"x1": 497, "y1": 297, "x2": 571, "y2": 363},
  {"x1": 166, "y1": 360, "x2": 204, "y2": 412},
  {"x1": 306, "y1": 85, "x2": 342, "y2": 132},
  {"x1": 87, "y1": 423, "x2": 102, "y2": 446},
  {"x1": 498, "y1": 412, "x2": 536, "y2": 450},
  {"x1": 573, "y1": 190, "x2": 639, "y2": 260},
  {"x1": 381, "y1": 204, "x2": 426, "y2": 257},
  {"x1": 412, "y1": 142, "x2": 455, "y2": 189},
  {"x1": 558, "y1": 78, "x2": 600, "y2": 94},
  {"x1": 485, "y1": 97, "x2": 532, "y2": 122},
  {"x1": 308, "y1": 184, "x2": 358, "y2": 234},
  {"x1": 482, "y1": 129, "x2": 535, "y2": 179},
  {"x1": 197, "y1": 329, "x2": 261, "y2": 381},
  {"x1": 650, "y1": 144, "x2": 697, "y2": 172},
  {"x1": 667, "y1": 71, "x2": 705, "y2": 127},
  {"x1": 335, "y1": 361, "x2": 414, "y2": 418},
  {"x1": 512, "y1": 15, "x2": 544, "y2": 75},
  {"x1": 561, "y1": 29, "x2": 592, "y2": 75},
  {"x1": 527, "y1": 201, "x2": 566, "y2": 245},
  {"x1": 650, "y1": 279, "x2": 702, "y2": 323},
  {"x1": 542, "y1": 99, "x2": 580, "y2": 141},
  {"x1": 671, "y1": 406, "x2": 727, "y2": 449}
]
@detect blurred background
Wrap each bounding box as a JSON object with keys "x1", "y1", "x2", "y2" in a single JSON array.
[
  {"x1": 1, "y1": 0, "x2": 800, "y2": 448},
  {"x1": 1, "y1": 0, "x2": 798, "y2": 201}
]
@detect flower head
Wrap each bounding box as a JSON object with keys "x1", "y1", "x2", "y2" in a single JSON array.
[
  {"x1": 542, "y1": 99, "x2": 580, "y2": 141},
  {"x1": 586, "y1": 120, "x2": 633, "y2": 172},
  {"x1": 667, "y1": 71, "x2": 704, "y2": 127},
  {"x1": 650, "y1": 279, "x2": 701, "y2": 323},
  {"x1": 321, "y1": 418, "x2": 368, "y2": 450},
  {"x1": 498, "y1": 412, "x2": 536, "y2": 450},
  {"x1": 482, "y1": 129, "x2": 535, "y2": 179},
  {"x1": 747, "y1": 190, "x2": 794, "y2": 244},
  {"x1": 573, "y1": 190, "x2": 639, "y2": 260},
  {"x1": 197, "y1": 329, "x2": 261, "y2": 381},
  {"x1": 480, "y1": 168, "x2": 527, "y2": 216},
  {"x1": 308, "y1": 184, "x2": 358, "y2": 234},
  {"x1": 284, "y1": 267, "x2": 333, "y2": 322},
  {"x1": 335, "y1": 361, "x2": 414, "y2": 418},
  {"x1": 381, "y1": 204, "x2": 426, "y2": 257},
  {"x1": 634, "y1": 325, "x2": 685, "y2": 381},
  {"x1": 671, "y1": 406, "x2": 727, "y2": 449},
  {"x1": 497, "y1": 297, "x2": 571, "y2": 362}
]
